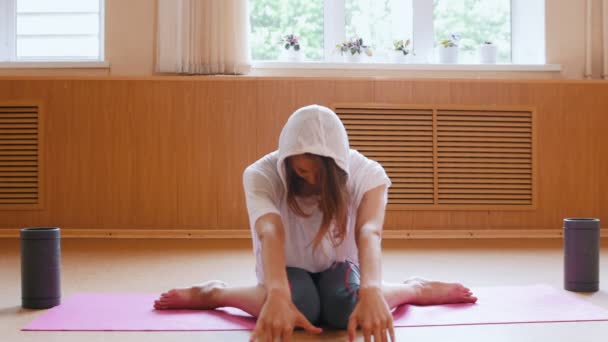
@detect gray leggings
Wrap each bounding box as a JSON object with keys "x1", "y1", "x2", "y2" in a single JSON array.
[{"x1": 287, "y1": 261, "x2": 360, "y2": 329}]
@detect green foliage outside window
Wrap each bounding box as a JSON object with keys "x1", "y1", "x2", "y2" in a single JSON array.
[
  {"x1": 250, "y1": 0, "x2": 511, "y2": 63},
  {"x1": 345, "y1": 0, "x2": 393, "y2": 53},
  {"x1": 250, "y1": 0, "x2": 323, "y2": 60},
  {"x1": 434, "y1": 0, "x2": 511, "y2": 63}
]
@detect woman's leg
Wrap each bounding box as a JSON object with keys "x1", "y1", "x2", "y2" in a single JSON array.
[
  {"x1": 153, "y1": 280, "x2": 267, "y2": 317},
  {"x1": 317, "y1": 261, "x2": 360, "y2": 329},
  {"x1": 382, "y1": 277, "x2": 478, "y2": 309},
  {"x1": 314, "y1": 261, "x2": 478, "y2": 326},
  {"x1": 153, "y1": 267, "x2": 323, "y2": 321},
  {"x1": 286, "y1": 267, "x2": 321, "y2": 325}
]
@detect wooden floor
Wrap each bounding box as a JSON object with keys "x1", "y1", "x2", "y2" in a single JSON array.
[{"x1": 1, "y1": 238, "x2": 608, "y2": 341}]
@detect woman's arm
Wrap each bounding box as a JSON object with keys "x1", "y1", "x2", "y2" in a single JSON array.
[
  {"x1": 255, "y1": 213, "x2": 290, "y2": 294},
  {"x1": 348, "y1": 184, "x2": 395, "y2": 342},
  {"x1": 250, "y1": 213, "x2": 322, "y2": 342},
  {"x1": 355, "y1": 184, "x2": 387, "y2": 290}
]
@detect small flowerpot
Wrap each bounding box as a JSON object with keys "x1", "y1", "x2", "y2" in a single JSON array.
[
  {"x1": 344, "y1": 53, "x2": 363, "y2": 63},
  {"x1": 438, "y1": 46, "x2": 459, "y2": 63},
  {"x1": 479, "y1": 44, "x2": 498, "y2": 64},
  {"x1": 391, "y1": 51, "x2": 411, "y2": 63},
  {"x1": 281, "y1": 48, "x2": 303, "y2": 62}
]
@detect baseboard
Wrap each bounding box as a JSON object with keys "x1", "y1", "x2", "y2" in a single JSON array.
[
  {"x1": 0, "y1": 228, "x2": 251, "y2": 239},
  {"x1": 1, "y1": 228, "x2": 607, "y2": 239}
]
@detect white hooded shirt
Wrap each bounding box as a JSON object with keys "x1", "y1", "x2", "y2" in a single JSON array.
[{"x1": 243, "y1": 105, "x2": 391, "y2": 284}]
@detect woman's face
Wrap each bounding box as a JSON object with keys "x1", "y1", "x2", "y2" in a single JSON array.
[{"x1": 290, "y1": 154, "x2": 320, "y2": 186}]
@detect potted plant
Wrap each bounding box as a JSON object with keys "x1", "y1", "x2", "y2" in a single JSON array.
[
  {"x1": 438, "y1": 34, "x2": 460, "y2": 63},
  {"x1": 392, "y1": 39, "x2": 411, "y2": 63},
  {"x1": 336, "y1": 37, "x2": 373, "y2": 62},
  {"x1": 279, "y1": 34, "x2": 302, "y2": 62},
  {"x1": 479, "y1": 41, "x2": 498, "y2": 64}
]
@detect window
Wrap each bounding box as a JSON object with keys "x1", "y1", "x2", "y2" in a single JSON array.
[
  {"x1": 249, "y1": 0, "x2": 324, "y2": 61},
  {"x1": 434, "y1": 0, "x2": 511, "y2": 63},
  {"x1": 0, "y1": 0, "x2": 104, "y2": 62},
  {"x1": 344, "y1": 0, "x2": 413, "y2": 62},
  {"x1": 250, "y1": 0, "x2": 544, "y2": 64}
]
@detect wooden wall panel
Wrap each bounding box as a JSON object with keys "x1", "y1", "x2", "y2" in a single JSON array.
[
  {"x1": 67, "y1": 81, "x2": 104, "y2": 226},
  {"x1": 0, "y1": 77, "x2": 606, "y2": 236},
  {"x1": 0, "y1": 81, "x2": 73, "y2": 228},
  {"x1": 211, "y1": 80, "x2": 258, "y2": 229},
  {"x1": 483, "y1": 82, "x2": 538, "y2": 230},
  {"x1": 256, "y1": 80, "x2": 374, "y2": 157},
  {"x1": 600, "y1": 91, "x2": 608, "y2": 222},
  {"x1": 552, "y1": 84, "x2": 604, "y2": 217},
  {"x1": 175, "y1": 82, "x2": 217, "y2": 228},
  {"x1": 373, "y1": 80, "x2": 608, "y2": 231},
  {"x1": 375, "y1": 81, "x2": 511, "y2": 230},
  {"x1": 131, "y1": 81, "x2": 179, "y2": 227}
]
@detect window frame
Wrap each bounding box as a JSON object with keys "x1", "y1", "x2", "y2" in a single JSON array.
[
  {"x1": 0, "y1": 0, "x2": 106, "y2": 63},
  {"x1": 511, "y1": 0, "x2": 545, "y2": 64},
  {"x1": 0, "y1": 0, "x2": 16, "y2": 61},
  {"x1": 323, "y1": 0, "x2": 434, "y2": 63},
  {"x1": 323, "y1": 0, "x2": 345, "y2": 62}
]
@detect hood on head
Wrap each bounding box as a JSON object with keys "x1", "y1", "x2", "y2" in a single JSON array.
[{"x1": 277, "y1": 104, "x2": 350, "y2": 191}]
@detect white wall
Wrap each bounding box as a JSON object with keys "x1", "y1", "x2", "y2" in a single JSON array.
[
  {"x1": 104, "y1": 0, "x2": 156, "y2": 76},
  {"x1": 0, "y1": 0, "x2": 605, "y2": 79},
  {"x1": 545, "y1": 0, "x2": 605, "y2": 79}
]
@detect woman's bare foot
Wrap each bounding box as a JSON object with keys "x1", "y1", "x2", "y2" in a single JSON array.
[
  {"x1": 153, "y1": 280, "x2": 228, "y2": 310},
  {"x1": 404, "y1": 277, "x2": 478, "y2": 305}
]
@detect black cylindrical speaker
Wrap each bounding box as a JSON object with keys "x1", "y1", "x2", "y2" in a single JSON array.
[
  {"x1": 564, "y1": 218, "x2": 600, "y2": 292},
  {"x1": 21, "y1": 227, "x2": 62, "y2": 309}
]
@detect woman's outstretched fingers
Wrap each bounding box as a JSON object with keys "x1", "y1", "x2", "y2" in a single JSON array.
[
  {"x1": 347, "y1": 311, "x2": 358, "y2": 341},
  {"x1": 388, "y1": 319, "x2": 395, "y2": 342},
  {"x1": 282, "y1": 326, "x2": 294, "y2": 342},
  {"x1": 295, "y1": 311, "x2": 323, "y2": 334},
  {"x1": 250, "y1": 322, "x2": 273, "y2": 342},
  {"x1": 249, "y1": 324, "x2": 261, "y2": 342},
  {"x1": 381, "y1": 325, "x2": 389, "y2": 342},
  {"x1": 348, "y1": 312, "x2": 396, "y2": 341},
  {"x1": 373, "y1": 323, "x2": 382, "y2": 342},
  {"x1": 271, "y1": 321, "x2": 283, "y2": 341},
  {"x1": 362, "y1": 322, "x2": 372, "y2": 342}
]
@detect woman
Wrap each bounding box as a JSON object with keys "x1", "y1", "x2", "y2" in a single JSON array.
[{"x1": 154, "y1": 105, "x2": 477, "y2": 341}]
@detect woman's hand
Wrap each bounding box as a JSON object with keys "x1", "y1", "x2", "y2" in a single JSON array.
[
  {"x1": 347, "y1": 286, "x2": 395, "y2": 342},
  {"x1": 250, "y1": 289, "x2": 322, "y2": 342}
]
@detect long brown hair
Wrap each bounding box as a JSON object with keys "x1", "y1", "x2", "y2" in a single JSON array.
[{"x1": 285, "y1": 153, "x2": 349, "y2": 251}]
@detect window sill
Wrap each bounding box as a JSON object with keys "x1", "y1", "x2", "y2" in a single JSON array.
[
  {"x1": 252, "y1": 61, "x2": 561, "y2": 72},
  {"x1": 0, "y1": 61, "x2": 110, "y2": 69}
]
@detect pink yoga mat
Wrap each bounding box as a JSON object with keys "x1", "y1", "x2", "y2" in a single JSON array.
[
  {"x1": 23, "y1": 293, "x2": 256, "y2": 331},
  {"x1": 23, "y1": 284, "x2": 608, "y2": 331},
  {"x1": 393, "y1": 284, "x2": 608, "y2": 327}
]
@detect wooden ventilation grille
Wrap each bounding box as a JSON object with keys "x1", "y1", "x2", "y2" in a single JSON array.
[
  {"x1": 334, "y1": 104, "x2": 535, "y2": 209},
  {"x1": 335, "y1": 106, "x2": 435, "y2": 205},
  {"x1": 437, "y1": 110, "x2": 532, "y2": 206},
  {"x1": 0, "y1": 105, "x2": 40, "y2": 207}
]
